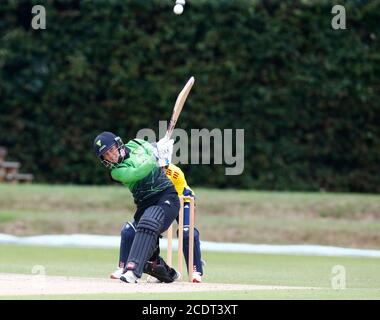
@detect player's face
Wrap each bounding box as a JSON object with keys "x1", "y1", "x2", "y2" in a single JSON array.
[{"x1": 103, "y1": 145, "x2": 119, "y2": 163}]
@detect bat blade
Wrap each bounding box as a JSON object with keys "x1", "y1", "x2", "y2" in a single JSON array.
[{"x1": 165, "y1": 76, "x2": 195, "y2": 139}]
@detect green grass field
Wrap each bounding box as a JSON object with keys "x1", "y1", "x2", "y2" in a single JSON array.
[
  {"x1": 0, "y1": 184, "x2": 379, "y2": 299},
  {"x1": 0, "y1": 244, "x2": 379, "y2": 299},
  {"x1": 1, "y1": 184, "x2": 380, "y2": 248}
]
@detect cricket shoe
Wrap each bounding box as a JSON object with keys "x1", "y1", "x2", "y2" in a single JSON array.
[
  {"x1": 192, "y1": 271, "x2": 202, "y2": 283},
  {"x1": 120, "y1": 270, "x2": 139, "y2": 283},
  {"x1": 110, "y1": 267, "x2": 124, "y2": 280}
]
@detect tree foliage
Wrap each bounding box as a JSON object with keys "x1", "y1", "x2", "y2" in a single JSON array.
[{"x1": 0, "y1": 0, "x2": 379, "y2": 192}]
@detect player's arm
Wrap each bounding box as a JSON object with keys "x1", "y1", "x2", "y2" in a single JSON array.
[
  {"x1": 175, "y1": 166, "x2": 194, "y2": 196},
  {"x1": 166, "y1": 164, "x2": 194, "y2": 196},
  {"x1": 111, "y1": 155, "x2": 155, "y2": 183}
]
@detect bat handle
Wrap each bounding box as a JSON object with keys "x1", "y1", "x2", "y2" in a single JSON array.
[{"x1": 164, "y1": 131, "x2": 171, "y2": 140}]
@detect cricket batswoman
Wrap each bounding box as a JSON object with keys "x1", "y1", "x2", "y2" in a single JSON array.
[
  {"x1": 94, "y1": 131, "x2": 179, "y2": 283},
  {"x1": 112, "y1": 162, "x2": 204, "y2": 283}
]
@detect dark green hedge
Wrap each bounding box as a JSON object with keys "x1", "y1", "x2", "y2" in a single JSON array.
[{"x1": 1, "y1": 0, "x2": 379, "y2": 192}]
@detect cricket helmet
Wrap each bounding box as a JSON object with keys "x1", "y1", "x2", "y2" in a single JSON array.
[{"x1": 93, "y1": 131, "x2": 128, "y2": 168}]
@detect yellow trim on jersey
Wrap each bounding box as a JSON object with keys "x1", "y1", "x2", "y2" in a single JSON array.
[{"x1": 165, "y1": 163, "x2": 194, "y2": 196}]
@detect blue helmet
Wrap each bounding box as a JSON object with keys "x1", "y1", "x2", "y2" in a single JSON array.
[{"x1": 93, "y1": 131, "x2": 128, "y2": 168}]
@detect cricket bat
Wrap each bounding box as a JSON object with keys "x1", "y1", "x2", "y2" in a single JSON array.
[{"x1": 165, "y1": 76, "x2": 195, "y2": 140}]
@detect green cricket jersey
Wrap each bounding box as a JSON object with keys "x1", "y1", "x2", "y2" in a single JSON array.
[{"x1": 110, "y1": 139, "x2": 173, "y2": 205}]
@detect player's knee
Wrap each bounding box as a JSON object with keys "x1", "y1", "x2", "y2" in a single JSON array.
[{"x1": 137, "y1": 206, "x2": 165, "y2": 235}]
